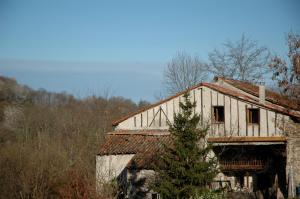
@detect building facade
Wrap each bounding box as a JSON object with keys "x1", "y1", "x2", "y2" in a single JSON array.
[{"x1": 97, "y1": 77, "x2": 300, "y2": 198}]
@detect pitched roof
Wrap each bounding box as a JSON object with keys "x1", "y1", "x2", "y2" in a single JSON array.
[
  {"x1": 98, "y1": 130, "x2": 171, "y2": 169},
  {"x1": 203, "y1": 83, "x2": 300, "y2": 118},
  {"x1": 112, "y1": 81, "x2": 300, "y2": 126},
  {"x1": 216, "y1": 77, "x2": 300, "y2": 111},
  {"x1": 111, "y1": 83, "x2": 205, "y2": 126}
]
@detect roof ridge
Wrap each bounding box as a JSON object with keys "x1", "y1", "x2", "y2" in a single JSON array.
[
  {"x1": 112, "y1": 79, "x2": 300, "y2": 127},
  {"x1": 215, "y1": 76, "x2": 300, "y2": 111}
]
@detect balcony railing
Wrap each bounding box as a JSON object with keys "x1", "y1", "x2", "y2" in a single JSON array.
[{"x1": 219, "y1": 159, "x2": 267, "y2": 171}]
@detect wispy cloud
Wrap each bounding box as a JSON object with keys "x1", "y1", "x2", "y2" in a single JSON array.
[
  {"x1": 0, "y1": 59, "x2": 164, "y2": 76},
  {"x1": 0, "y1": 59, "x2": 165, "y2": 102}
]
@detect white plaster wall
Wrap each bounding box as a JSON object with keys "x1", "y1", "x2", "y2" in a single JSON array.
[
  {"x1": 211, "y1": 90, "x2": 217, "y2": 106},
  {"x1": 117, "y1": 117, "x2": 134, "y2": 129},
  {"x1": 230, "y1": 98, "x2": 239, "y2": 136},
  {"x1": 202, "y1": 87, "x2": 212, "y2": 127},
  {"x1": 152, "y1": 106, "x2": 159, "y2": 128},
  {"x1": 268, "y1": 111, "x2": 276, "y2": 136},
  {"x1": 167, "y1": 99, "x2": 174, "y2": 124},
  {"x1": 195, "y1": 88, "x2": 202, "y2": 119},
  {"x1": 96, "y1": 154, "x2": 134, "y2": 183},
  {"x1": 238, "y1": 101, "x2": 246, "y2": 136},
  {"x1": 260, "y1": 109, "x2": 268, "y2": 136},
  {"x1": 224, "y1": 95, "x2": 231, "y2": 136}
]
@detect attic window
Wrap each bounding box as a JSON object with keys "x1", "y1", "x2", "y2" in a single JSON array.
[
  {"x1": 290, "y1": 116, "x2": 300, "y2": 123},
  {"x1": 134, "y1": 117, "x2": 136, "y2": 127},
  {"x1": 213, "y1": 106, "x2": 224, "y2": 123},
  {"x1": 247, "y1": 108, "x2": 259, "y2": 124}
]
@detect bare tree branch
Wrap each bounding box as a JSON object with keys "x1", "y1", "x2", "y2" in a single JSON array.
[
  {"x1": 208, "y1": 34, "x2": 270, "y2": 83},
  {"x1": 163, "y1": 52, "x2": 208, "y2": 95},
  {"x1": 269, "y1": 31, "x2": 300, "y2": 102}
]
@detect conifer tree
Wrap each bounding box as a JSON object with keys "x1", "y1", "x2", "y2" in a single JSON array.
[{"x1": 153, "y1": 92, "x2": 218, "y2": 199}]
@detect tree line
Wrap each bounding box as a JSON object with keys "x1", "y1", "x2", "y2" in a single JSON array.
[
  {"x1": 0, "y1": 31, "x2": 299, "y2": 199},
  {"x1": 0, "y1": 76, "x2": 150, "y2": 199},
  {"x1": 163, "y1": 32, "x2": 300, "y2": 106}
]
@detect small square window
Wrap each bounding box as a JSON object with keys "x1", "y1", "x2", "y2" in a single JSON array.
[
  {"x1": 247, "y1": 108, "x2": 259, "y2": 124},
  {"x1": 213, "y1": 106, "x2": 224, "y2": 123}
]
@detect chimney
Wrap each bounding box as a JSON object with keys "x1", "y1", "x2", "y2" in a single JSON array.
[{"x1": 259, "y1": 85, "x2": 265, "y2": 104}]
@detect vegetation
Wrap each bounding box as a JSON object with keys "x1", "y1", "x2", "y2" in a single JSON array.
[
  {"x1": 208, "y1": 34, "x2": 270, "y2": 83},
  {"x1": 0, "y1": 76, "x2": 149, "y2": 199},
  {"x1": 163, "y1": 52, "x2": 208, "y2": 95},
  {"x1": 1, "y1": 31, "x2": 299, "y2": 199},
  {"x1": 269, "y1": 33, "x2": 300, "y2": 198},
  {"x1": 163, "y1": 34, "x2": 271, "y2": 94},
  {"x1": 269, "y1": 31, "x2": 300, "y2": 102},
  {"x1": 152, "y1": 92, "x2": 218, "y2": 199}
]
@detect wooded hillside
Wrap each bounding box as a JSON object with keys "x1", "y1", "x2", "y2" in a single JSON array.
[{"x1": 0, "y1": 75, "x2": 149, "y2": 199}]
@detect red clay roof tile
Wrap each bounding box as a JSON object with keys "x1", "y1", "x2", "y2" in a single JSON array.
[
  {"x1": 217, "y1": 77, "x2": 300, "y2": 110},
  {"x1": 98, "y1": 130, "x2": 171, "y2": 169},
  {"x1": 112, "y1": 81, "x2": 300, "y2": 126}
]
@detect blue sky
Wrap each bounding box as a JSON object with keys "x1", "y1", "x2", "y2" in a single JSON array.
[{"x1": 1, "y1": 0, "x2": 300, "y2": 102}]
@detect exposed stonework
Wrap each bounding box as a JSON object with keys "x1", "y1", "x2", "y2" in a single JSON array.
[{"x1": 286, "y1": 123, "x2": 300, "y2": 198}]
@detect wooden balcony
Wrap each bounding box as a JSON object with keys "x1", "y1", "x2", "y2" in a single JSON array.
[
  {"x1": 220, "y1": 159, "x2": 267, "y2": 171},
  {"x1": 208, "y1": 136, "x2": 287, "y2": 143}
]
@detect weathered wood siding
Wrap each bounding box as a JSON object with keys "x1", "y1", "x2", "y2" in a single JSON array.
[{"x1": 115, "y1": 86, "x2": 289, "y2": 137}]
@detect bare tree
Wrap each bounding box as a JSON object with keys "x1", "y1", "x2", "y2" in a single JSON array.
[
  {"x1": 269, "y1": 32, "x2": 300, "y2": 101},
  {"x1": 163, "y1": 52, "x2": 208, "y2": 95},
  {"x1": 208, "y1": 34, "x2": 270, "y2": 83},
  {"x1": 0, "y1": 75, "x2": 144, "y2": 198},
  {"x1": 269, "y1": 32, "x2": 300, "y2": 199}
]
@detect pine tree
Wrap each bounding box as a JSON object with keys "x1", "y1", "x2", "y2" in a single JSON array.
[{"x1": 152, "y1": 92, "x2": 218, "y2": 199}]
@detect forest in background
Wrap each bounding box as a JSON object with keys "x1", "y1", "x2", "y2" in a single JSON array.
[
  {"x1": 0, "y1": 32, "x2": 299, "y2": 199},
  {"x1": 0, "y1": 75, "x2": 150, "y2": 199}
]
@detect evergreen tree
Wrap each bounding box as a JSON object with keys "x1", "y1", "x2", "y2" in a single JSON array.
[{"x1": 152, "y1": 92, "x2": 218, "y2": 199}]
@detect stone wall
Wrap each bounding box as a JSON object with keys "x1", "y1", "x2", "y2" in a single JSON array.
[
  {"x1": 118, "y1": 169, "x2": 156, "y2": 199},
  {"x1": 286, "y1": 123, "x2": 300, "y2": 198}
]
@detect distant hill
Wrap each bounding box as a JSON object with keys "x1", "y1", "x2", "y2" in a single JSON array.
[
  {"x1": 0, "y1": 76, "x2": 32, "y2": 103},
  {"x1": 0, "y1": 75, "x2": 76, "y2": 106},
  {"x1": 0, "y1": 75, "x2": 150, "y2": 144}
]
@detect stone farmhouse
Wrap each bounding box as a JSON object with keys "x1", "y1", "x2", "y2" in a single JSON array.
[{"x1": 96, "y1": 77, "x2": 300, "y2": 198}]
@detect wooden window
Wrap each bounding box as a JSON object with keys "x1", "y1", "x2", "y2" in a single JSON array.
[
  {"x1": 152, "y1": 193, "x2": 160, "y2": 199},
  {"x1": 213, "y1": 106, "x2": 224, "y2": 123},
  {"x1": 134, "y1": 116, "x2": 136, "y2": 127},
  {"x1": 290, "y1": 116, "x2": 300, "y2": 123},
  {"x1": 247, "y1": 108, "x2": 259, "y2": 124}
]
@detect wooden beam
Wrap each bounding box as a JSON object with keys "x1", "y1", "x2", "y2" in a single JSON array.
[
  {"x1": 207, "y1": 136, "x2": 287, "y2": 143},
  {"x1": 220, "y1": 159, "x2": 266, "y2": 171}
]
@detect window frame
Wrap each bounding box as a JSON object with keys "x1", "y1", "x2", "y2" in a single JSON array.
[
  {"x1": 212, "y1": 106, "x2": 225, "y2": 124},
  {"x1": 152, "y1": 193, "x2": 161, "y2": 199},
  {"x1": 247, "y1": 108, "x2": 260, "y2": 125}
]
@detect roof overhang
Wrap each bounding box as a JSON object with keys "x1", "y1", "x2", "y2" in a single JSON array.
[{"x1": 112, "y1": 80, "x2": 300, "y2": 126}]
